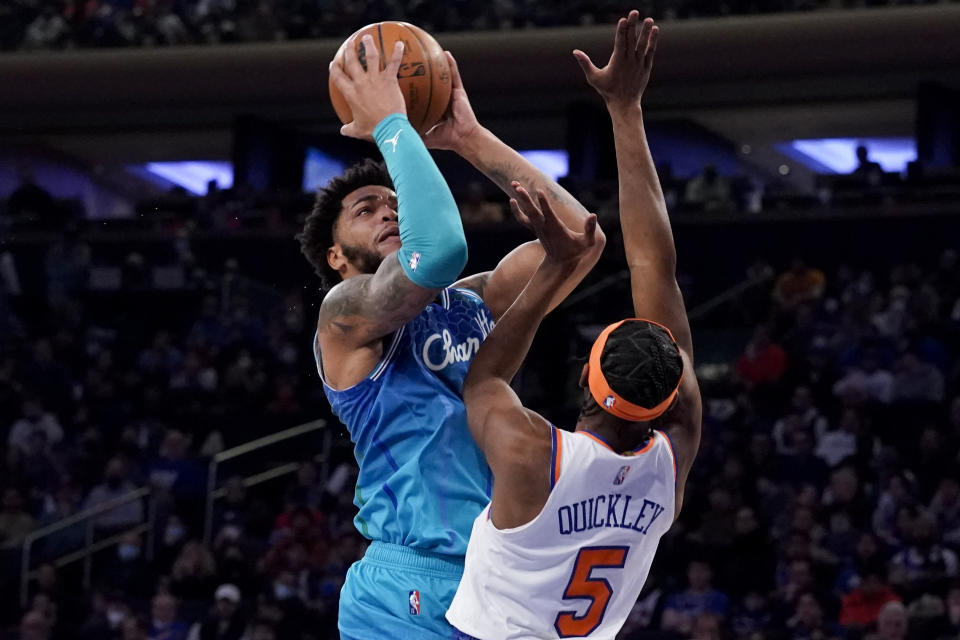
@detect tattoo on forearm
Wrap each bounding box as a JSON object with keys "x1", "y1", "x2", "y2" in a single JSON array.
[{"x1": 483, "y1": 161, "x2": 577, "y2": 210}]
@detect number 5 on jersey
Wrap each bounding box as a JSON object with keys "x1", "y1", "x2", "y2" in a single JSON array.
[{"x1": 554, "y1": 546, "x2": 629, "y2": 637}]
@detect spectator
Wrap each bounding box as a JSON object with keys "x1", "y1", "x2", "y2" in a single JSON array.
[
  {"x1": 774, "y1": 259, "x2": 827, "y2": 310},
  {"x1": 85, "y1": 458, "x2": 144, "y2": 531},
  {"x1": 892, "y1": 352, "x2": 945, "y2": 404},
  {"x1": 661, "y1": 560, "x2": 730, "y2": 634},
  {"x1": 787, "y1": 592, "x2": 839, "y2": 640},
  {"x1": 852, "y1": 145, "x2": 883, "y2": 184},
  {"x1": 7, "y1": 398, "x2": 63, "y2": 459},
  {"x1": 0, "y1": 487, "x2": 35, "y2": 548},
  {"x1": 684, "y1": 164, "x2": 732, "y2": 211},
  {"x1": 873, "y1": 473, "x2": 917, "y2": 547},
  {"x1": 816, "y1": 408, "x2": 862, "y2": 468},
  {"x1": 737, "y1": 325, "x2": 788, "y2": 387},
  {"x1": 870, "y1": 600, "x2": 908, "y2": 640},
  {"x1": 150, "y1": 593, "x2": 189, "y2": 640},
  {"x1": 100, "y1": 532, "x2": 156, "y2": 600},
  {"x1": 170, "y1": 541, "x2": 219, "y2": 604},
  {"x1": 17, "y1": 609, "x2": 51, "y2": 640},
  {"x1": 123, "y1": 615, "x2": 152, "y2": 640},
  {"x1": 929, "y1": 476, "x2": 960, "y2": 545},
  {"x1": 186, "y1": 583, "x2": 246, "y2": 640},
  {"x1": 888, "y1": 511, "x2": 958, "y2": 600},
  {"x1": 839, "y1": 568, "x2": 901, "y2": 631},
  {"x1": 7, "y1": 165, "x2": 54, "y2": 220},
  {"x1": 833, "y1": 351, "x2": 894, "y2": 405}
]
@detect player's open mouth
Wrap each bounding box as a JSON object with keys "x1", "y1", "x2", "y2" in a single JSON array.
[{"x1": 378, "y1": 227, "x2": 400, "y2": 242}]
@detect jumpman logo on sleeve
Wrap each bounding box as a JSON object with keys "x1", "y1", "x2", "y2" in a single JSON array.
[{"x1": 385, "y1": 129, "x2": 402, "y2": 153}]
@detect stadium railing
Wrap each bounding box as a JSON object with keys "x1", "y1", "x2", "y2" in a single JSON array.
[
  {"x1": 202, "y1": 419, "x2": 330, "y2": 546},
  {"x1": 19, "y1": 487, "x2": 157, "y2": 607}
]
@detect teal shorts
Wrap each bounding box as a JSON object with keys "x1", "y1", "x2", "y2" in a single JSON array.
[{"x1": 338, "y1": 541, "x2": 465, "y2": 640}]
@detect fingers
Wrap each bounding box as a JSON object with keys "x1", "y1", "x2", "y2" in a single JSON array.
[
  {"x1": 343, "y1": 35, "x2": 363, "y2": 77},
  {"x1": 512, "y1": 182, "x2": 543, "y2": 223},
  {"x1": 508, "y1": 198, "x2": 532, "y2": 229},
  {"x1": 535, "y1": 190, "x2": 558, "y2": 225},
  {"x1": 636, "y1": 17, "x2": 652, "y2": 58},
  {"x1": 645, "y1": 25, "x2": 659, "y2": 68},
  {"x1": 444, "y1": 51, "x2": 464, "y2": 90},
  {"x1": 610, "y1": 17, "x2": 628, "y2": 64},
  {"x1": 386, "y1": 40, "x2": 404, "y2": 77},
  {"x1": 625, "y1": 11, "x2": 640, "y2": 59},
  {"x1": 572, "y1": 49, "x2": 600, "y2": 81},
  {"x1": 329, "y1": 61, "x2": 354, "y2": 98},
  {"x1": 361, "y1": 34, "x2": 379, "y2": 72}
]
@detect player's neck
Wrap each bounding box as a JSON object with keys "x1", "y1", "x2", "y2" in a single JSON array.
[{"x1": 574, "y1": 417, "x2": 636, "y2": 454}]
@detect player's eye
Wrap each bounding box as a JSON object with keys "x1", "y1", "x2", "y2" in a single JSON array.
[{"x1": 357, "y1": 208, "x2": 371, "y2": 216}]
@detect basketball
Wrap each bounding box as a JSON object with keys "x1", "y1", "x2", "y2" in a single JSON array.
[{"x1": 329, "y1": 22, "x2": 452, "y2": 135}]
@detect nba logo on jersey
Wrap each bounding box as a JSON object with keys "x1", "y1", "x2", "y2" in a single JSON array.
[
  {"x1": 604, "y1": 395, "x2": 616, "y2": 408},
  {"x1": 409, "y1": 252, "x2": 422, "y2": 271},
  {"x1": 614, "y1": 465, "x2": 631, "y2": 485},
  {"x1": 409, "y1": 590, "x2": 420, "y2": 615}
]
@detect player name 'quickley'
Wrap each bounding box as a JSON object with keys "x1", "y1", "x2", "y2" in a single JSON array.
[{"x1": 557, "y1": 494, "x2": 666, "y2": 536}]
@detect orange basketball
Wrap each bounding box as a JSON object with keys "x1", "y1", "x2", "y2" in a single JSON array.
[{"x1": 329, "y1": 22, "x2": 452, "y2": 135}]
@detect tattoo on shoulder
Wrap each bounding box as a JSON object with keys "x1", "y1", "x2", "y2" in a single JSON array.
[{"x1": 317, "y1": 256, "x2": 434, "y2": 338}]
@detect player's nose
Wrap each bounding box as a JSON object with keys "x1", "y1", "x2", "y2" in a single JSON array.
[{"x1": 382, "y1": 208, "x2": 398, "y2": 221}]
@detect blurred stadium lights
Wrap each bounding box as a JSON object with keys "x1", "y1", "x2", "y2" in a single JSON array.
[
  {"x1": 518, "y1": 150, "x2": 569, "y2": 181},
  {"x1": 136, "y1": 161, "x2": 234, "y2": 195},
  {"x1": 302, "y1": 148, "x2": 346, "y2": 192},
  {"x1": 777, "y1": 137, "x2": 916, "y2": 174}
]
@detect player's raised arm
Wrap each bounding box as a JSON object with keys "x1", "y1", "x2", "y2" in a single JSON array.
[
  {"x1": 320, "y1": 36, "x2": 468, "y2": 349},
  {"x1": 422, "y1": 53, "x2": 606, "y2": 319},
  {"x1": 576, "y1": 12, "x2": 701, "y2": 516},
  {"x1": 463, "y1": 187, "x2": 597, "y2": 527},
  {"x1": 574, "y1": 14, "x2": 690, "y2": 353}
]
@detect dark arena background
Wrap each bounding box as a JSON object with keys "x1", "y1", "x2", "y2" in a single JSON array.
[{"x1": 2, "y1": 3, "x2": 960, "y2": 639}]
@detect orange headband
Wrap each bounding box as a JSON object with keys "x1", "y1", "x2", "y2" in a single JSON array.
[{"x1": 588, "y1": 318, "x2": 683, "y2": 422}]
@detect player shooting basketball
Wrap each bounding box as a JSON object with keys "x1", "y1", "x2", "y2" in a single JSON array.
[
  {"x1": 297, "y1": 34, "x2": 605, "y2": 640},
  {"x1": 446, "y1": 13, "x2": 703, "y2": 639}
]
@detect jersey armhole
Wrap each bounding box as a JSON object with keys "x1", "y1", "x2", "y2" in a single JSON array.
[
  {"x1": 313, "y1": 326, "x2": 406, "y2": 390},
  {"x1": 550, "y1": 426, "x2": 563, "y2": 490},
  {"x1": 657, "y1": 430, "x2": 679, "y2": 486}
]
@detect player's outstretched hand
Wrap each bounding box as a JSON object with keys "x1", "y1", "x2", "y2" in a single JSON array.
[
  {"x1": 509, "y1": 181, "x2": 598, "y2": 267},
  {"x1": 422, "y1": 52, "x2": 481, "y2": 152},
  {"x1": 329, "y1": 35, "x2": 407, "y2": 140},
  {"x1": 573, "y1": 11, "x2": 658, "y2": 111}
]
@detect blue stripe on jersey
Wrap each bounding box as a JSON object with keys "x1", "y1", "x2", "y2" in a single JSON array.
[{"x1": 319, "y1": 288, "x2": 495, "y2": 556}]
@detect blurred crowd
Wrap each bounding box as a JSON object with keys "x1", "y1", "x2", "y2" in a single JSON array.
[
  {"x1": 613, "y1": 252, "x2": 960, "y2": 640},
  {"x1": 0, "y1": 0, "x2": 934, "y2": 52},
  {"x1": 1, "y1": 172, "x2": 960, "y2": 640}
]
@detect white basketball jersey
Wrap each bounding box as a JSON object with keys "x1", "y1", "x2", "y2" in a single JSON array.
[{"x1": 447, "y1": 428, "x2": 677, "y2": 639}]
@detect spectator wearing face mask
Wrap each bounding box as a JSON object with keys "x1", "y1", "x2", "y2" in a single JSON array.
[{"x1": 98, "y1": 532, "x2": 156, "y2": 601}]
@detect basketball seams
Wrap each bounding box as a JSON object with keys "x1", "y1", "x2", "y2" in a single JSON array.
[
  {"x1": 403, "y1": 24, "x2": 434, "y2": 132},
  {"x1": 375, "y1": 23, "x2": 386, "y2": 72}
]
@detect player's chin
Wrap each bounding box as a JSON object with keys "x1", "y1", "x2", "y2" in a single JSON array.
[{"x1": 378, "y1": 236, "x2": 402, "y2": 253}]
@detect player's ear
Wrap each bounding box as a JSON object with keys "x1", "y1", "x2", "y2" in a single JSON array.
[
  {"x1": 578, "y1": 362, "x2": 590, "y2": 388},
  {"x1": 327, "y1": 244, "x2": 348, "y2": 276}
]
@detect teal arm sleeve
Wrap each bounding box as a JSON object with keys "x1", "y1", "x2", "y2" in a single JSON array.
[{"x1": 373, "y1": 113, "x2": 468, "y2": 289}]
